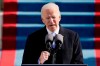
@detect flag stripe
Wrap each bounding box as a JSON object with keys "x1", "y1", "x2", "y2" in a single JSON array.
[
  {"x1": 3, "y1": 23, "x2": 95, "y2": 28},
  {"x1": 18, "y1": 0, "x2": 94, "y2": 3},
  {"x1": 95, "y1": 0, "x2": 100, "y2": 66},
  {"x1": 18, "y1": 12, "x2": 95, "y2": 16},
  {"x1": 1, "y1": 0, "x2": 17, "y2": 66}
]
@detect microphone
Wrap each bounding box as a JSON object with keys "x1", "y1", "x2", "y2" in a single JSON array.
[
  {"x1": 45, "y1": 34, "x2": 53, "y2": 52},
  {"x1": 51, "y1": 34, "x2": 63, "y2": 64},
  {"x1": 55, "y1": 34, "x2": 63, "y2": 50}
]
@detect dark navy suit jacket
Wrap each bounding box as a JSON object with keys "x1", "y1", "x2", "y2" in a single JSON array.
[{"x1": 22, "y1": 26, "x2": 83, "y2": 64}]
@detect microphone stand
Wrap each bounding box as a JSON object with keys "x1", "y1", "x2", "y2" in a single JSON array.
[
  {"x1": 52, "y1": 42, "x2": 62, "y2": 64},
  {"x1": 52, "y1": 51, "x2": 56, "y2": 64}
]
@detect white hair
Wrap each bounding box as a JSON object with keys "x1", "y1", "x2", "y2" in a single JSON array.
[{"x1": 41, "y1": 2, "x2": 61, "y2": 17}]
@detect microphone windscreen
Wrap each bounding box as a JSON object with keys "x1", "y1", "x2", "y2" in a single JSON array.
[
  {"x1": 55, "y1": 34, "x2": 63, "y2": 44},
  {"x1": 45, "y1": 34, "x2": 53, "y2": 44}
]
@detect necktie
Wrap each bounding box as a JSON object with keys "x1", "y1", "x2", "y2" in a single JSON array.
[{"x1": 52, "y1": 33, "x2": 56, "y2": 48}]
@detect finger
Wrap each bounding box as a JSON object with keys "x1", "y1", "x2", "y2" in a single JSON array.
[
  {"x1": 42, "y1": 52, "x2": 47, "y2": 60},
  {"x1": 42, "y1": 52, "x2": 49, "y2": 60},
  {"x1": 43, "y1": 51, "x2": 50, "y2": 56}
]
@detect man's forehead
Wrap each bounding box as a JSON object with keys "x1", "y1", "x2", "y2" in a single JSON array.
[
  {"x1": 45, "y1": 9, "x2": 53, "y2": 13},
  {"x1": 44, "y1": 8, "x2": 58, "y2": 14}
]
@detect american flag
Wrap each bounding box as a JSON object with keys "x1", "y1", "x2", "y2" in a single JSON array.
[{"x1": 0, "y1": 0, "x2": 100, "y2": 66}]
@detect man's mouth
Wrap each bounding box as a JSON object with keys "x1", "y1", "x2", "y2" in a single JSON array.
[{"x1": 49, "y1": 25, "x2": 55, "y2": 26}]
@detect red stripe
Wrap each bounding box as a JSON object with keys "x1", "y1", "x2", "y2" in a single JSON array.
[
  {"x1": 95, "y1": 38, "x2": 100, "y2": 41},
  {"x1": 95, "y1": 0, "x2": 100, "y2": 3},
  {"x1": 95, "y1": 0, "x2": 100, "y2": 66},
  {"x1": 4, "y1": 0, "x2": 18, "y2": 11},
  {"x1": 3, "y1": 24, "x2": 16, "y2": 28},
  {"x1": 96, "y1": 11, "x2": 100, "y2": 16},
  {"x1": 0, "y1": 0, "x2": 18, "y2": 66},
  {"x1": 4, "y1": 0, "x2": 17, "y2": 2},
  {"x1": 95, "y1": 24, "x2": 100, "y2": 27}
]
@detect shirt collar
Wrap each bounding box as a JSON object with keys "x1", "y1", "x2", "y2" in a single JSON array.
[{"x1": 46, "y1": 26, "x2": 59, "y2": 34}]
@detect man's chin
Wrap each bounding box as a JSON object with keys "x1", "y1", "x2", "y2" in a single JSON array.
[{"x1": 49, "y1": 27, "x2": 56, "y2": 32}]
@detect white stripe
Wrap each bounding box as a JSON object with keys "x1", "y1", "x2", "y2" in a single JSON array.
[
  {"x1": 0, "y1": 12, "x2": 3, "y2": 58},
  {"x1": 16, "y1": 24, "x2": 94, "y2": 28},
  {"x1": 18, "y1": 12, "x2": 94, "y2": 16},
  {"x1": 15, "y1": 50, "x2": 24, "y2": 66},
  {"x1": 18, "y1": 0, "x2": 94, "y2": 3},
  {"x1": 82, "y1": 49, "x2": 96, "y2": 66},
  {"x1": 82, "y1": 49, "x2": 96, "y2": 59}
]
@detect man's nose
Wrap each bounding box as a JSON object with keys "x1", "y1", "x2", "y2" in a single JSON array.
[{"x1": 49, "y1": 18, "x2": 54, "y2": 24}]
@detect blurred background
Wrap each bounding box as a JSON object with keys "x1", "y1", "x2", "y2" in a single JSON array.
[
  {"x1": 0, "y1": 0, "x2": 3, "y2": 11},
  {"x1": 0, "y1": 0, "x2": 100, "y2": 66},
  {"x1": 0, "y1": 0, "x2": 3, "y2": 61}
]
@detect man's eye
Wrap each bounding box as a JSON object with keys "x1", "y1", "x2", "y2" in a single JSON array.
[
  {"x1": 46, "y1": 17, "x2": 50, "y2": 19},
  {"x1": 52, "y1": 17, "x2": 55, "y2": 19}
]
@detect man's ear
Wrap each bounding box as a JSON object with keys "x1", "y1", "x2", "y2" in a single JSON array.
[
  {"x1": 41, "y1": 17, "x2": 44, "y2": 23},
  {"x1": 59, "y1": 16, "x2": 61, "y2": 21}
]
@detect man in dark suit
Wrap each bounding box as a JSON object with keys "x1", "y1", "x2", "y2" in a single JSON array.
[{"x1": 22, "y1": 2, "x2": 83, "y2": 64}]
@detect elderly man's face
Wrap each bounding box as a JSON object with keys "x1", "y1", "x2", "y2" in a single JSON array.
[{"x1": 41, "y1": 8, "x2": 61, "y2": 32}]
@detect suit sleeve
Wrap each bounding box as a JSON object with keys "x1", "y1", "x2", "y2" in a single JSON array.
[
  {"x1": 71, "y1": 33, "x2": 84, "y2": 64},
  {"x1": 22, "y1": 35, "x2": 39, "y2": 64}
]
